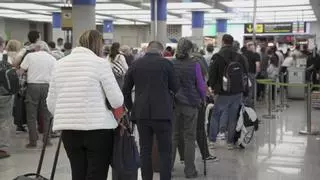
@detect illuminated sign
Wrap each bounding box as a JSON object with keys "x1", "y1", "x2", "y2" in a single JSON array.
[{"x1": 244, "y1": 23, "x2": 293, "y2": 34}]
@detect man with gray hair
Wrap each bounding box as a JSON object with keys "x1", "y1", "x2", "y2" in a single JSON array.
[
  {"x1": 19, "y1": 41, "x2": 56, "y2": 148},
  {"x1": 123, "y1": 41, "x2": 179, "y2": 180}
]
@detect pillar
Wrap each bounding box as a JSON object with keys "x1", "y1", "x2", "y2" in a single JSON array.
[
  {"x1": 216, "y1": 19, "x2": 228, "y2": 48},
  {"x1": 72, "y1": 0, "x2": 96, "y2": 47},
  {"x1": 192, "y1": 11, "x2": 204, "y2": 48},
  {"x1": 103, "y1": 20, "x2": 113, "y2": 45},
  {"x1": 52, "y1": 12, "x2": 64, "y2": 44},
  {"x1": 151, "y1": 0, "x2": 167, "y2": 46}
]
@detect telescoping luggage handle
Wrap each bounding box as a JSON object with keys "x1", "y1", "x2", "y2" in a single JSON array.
[{"x1": 36, "y1": 117, "x2": 62, "y2": 180}]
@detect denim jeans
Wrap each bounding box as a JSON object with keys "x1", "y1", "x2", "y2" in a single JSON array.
[{"x1": 209, "y1": 93, "x2": 242, "y2": 144}]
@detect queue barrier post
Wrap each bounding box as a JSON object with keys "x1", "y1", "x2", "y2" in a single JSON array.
[
  {"x1": 277, "y1": 73, "x2": 290, "y2": 110},
  {"x1": 262, "y1": 83, "x2": 276, "y2": 119},
  {"x1": 299, "y1": 82, "x2": 320, "y2": 135}
]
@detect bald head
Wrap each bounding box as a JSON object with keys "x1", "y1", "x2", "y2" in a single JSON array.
[{"x1": 147, "y1": 41, "x2": 164, "y2": 53}]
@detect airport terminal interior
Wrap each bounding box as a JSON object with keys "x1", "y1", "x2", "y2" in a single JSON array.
[{"x1": 1, "y1": 0, "x2": 320, "y2": 180}]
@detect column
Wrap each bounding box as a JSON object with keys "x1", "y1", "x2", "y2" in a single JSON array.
[
  {"x1": 151, "y1": 0, "x2": 167, "y2": 46},
  {"x1": 52, "y1": 12, "x2": 64, "y2": 44},
  {"x1": 103, "y1": 19, "x2": 113, "y2": 45},
  {"x1": 192, "y1": 11, "x2": 204, "y2": 48},
  {"x1": 216, "y1": 19, "x2": 228, "y2": 48},
  {"x1": 72, "y1": 0, "x2": 96, "y2": 46}
]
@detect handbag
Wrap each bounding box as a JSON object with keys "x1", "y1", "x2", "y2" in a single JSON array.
[
  {"x1": 111, "y1": 113, "x2": 140, "y2": 174},
  {"x1": 14, "y1": 118, "x2": 62, "y2": 180}
]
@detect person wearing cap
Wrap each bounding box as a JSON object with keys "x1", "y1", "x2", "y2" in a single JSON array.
[{"x1": 208, "y1": 34, "x2": 248, "y2": 150}]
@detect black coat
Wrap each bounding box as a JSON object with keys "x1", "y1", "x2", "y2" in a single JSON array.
[{"x1": 122, "y1": 52, "x2": 179, "y2": 122}]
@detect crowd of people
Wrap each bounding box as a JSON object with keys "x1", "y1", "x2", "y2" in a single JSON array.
[{"x1": 0, "y1": 28, "x2": 318, "y2": 180}]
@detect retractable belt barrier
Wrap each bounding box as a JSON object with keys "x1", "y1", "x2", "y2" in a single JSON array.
[{"x1": 256, "y1": 79, "x2": 320, "y2": 135}]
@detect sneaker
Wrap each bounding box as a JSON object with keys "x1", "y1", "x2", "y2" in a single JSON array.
[
  {"x1": 217, "y1": 132, "x2": 226, "y2": 140},
  {"x1": 0, "y1": 150, "x2": 10, "y2": 159},
  {"x1": 26, "y1": 143, "x2": 37, "y2": 149},
  {"x1": 186, "y1": 171, "x2": 198, "y2": 179},
  {"x1": 227, "y1": 144, "x2": 236, "y2": 150},
  {"x1": 209, "y1": 142, "x2": 217, "y2": 149},
  {"x1": 16, "y1": 126, "x2": 27, "y2": 133},
  {"x1": 205, "y1": 155, "x2": 219, "y2": 162}
]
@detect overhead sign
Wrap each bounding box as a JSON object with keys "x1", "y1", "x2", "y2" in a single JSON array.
[
  {"x1": 244, "y1": 23, "x2": 293, "y2": 34},
  {"x1": 264, "y1": 23, "x2": 292, "y2": 33},
  {"x1": 244, "y1": 24, "x2": 264, "y2": 33},
  {"x1": 61, "y1": 7, "x2": 72, "y2": 30}
]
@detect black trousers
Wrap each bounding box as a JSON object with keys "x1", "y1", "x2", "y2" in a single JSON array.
[
  {"x1": 62, "y1": 129, "x2": 114, "y2": 180},
  {"x1": 137, "y1": 119, "x2": 172, "y2": 180}
]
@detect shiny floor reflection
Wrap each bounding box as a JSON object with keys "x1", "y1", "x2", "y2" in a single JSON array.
[{"x1": 1, "y1": 100, "x2": 320, "y2": 180}]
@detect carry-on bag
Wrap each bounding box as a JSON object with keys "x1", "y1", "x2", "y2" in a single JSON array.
[
  {"x1": 111, "y1": 113, "x2": 140, "y2": 180},
  {"x1": 14, "y1": 118, "x2": 62, "y2": 180}
]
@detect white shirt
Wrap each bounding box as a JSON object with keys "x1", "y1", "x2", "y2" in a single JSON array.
[
  {"x1": 20, "y1": 51, "x2": 56, "y2": 84},
  {"x1": 47, "y1": 47, "x2": 124, "y2": 131}
]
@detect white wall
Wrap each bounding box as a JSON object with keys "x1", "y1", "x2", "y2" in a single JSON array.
[
  {"x1": 5, "y1": 19, "x2": 30, "y2": 43},
  {"x1": 114, "y1": 25, "x2": 151, "y2": 47},
  {"x1": 310, "y1": 22, "x2": 320, "y2": 47}
]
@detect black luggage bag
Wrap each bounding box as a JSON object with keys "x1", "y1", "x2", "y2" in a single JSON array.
[
  {"x1": 111, "y1": 113, "x2": 140, "y2": 180},
  {"x1": 14, "y1": 118, "x2": 62, "y2": 180}
]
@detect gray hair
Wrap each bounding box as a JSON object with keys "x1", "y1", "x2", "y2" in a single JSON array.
[
  {"x1": 30, "y1": 41, "x2": 50, "y2": 52},
  {"x1": 147, "y1": 41, "x2": 164, "y2": 53}
]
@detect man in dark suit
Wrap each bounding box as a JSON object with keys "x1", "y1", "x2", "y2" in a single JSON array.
[{"x1": 123, "y1": 41, "x2": 179, "y2": 180}]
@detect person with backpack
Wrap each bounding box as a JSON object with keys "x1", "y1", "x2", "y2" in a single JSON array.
[
  {"x1": 107, "y1": 42, "x2": 128, "y2": 88},
  {"x1": 0, "y1": 36, "x2": 20, "y2": 159},
  {"x1": 208, "y1": 34, "x2": 249, "y2": 150}
]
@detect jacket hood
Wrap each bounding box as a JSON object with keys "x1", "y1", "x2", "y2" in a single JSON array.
[{"x1": 218, "y1": 45, "x2": 238, "y2": 59}]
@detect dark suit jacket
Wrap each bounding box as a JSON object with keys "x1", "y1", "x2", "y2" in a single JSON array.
[{"x1": 122, "y1": 52, "x2": 179, "y2": 122}]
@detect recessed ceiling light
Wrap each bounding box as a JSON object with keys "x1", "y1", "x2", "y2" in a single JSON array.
[
  {"x1": 0, "y1": 3, "x2": 57, "y2": 10},
  {"x1": 220, "y1": 0, "x2": 310, "y2": 8}
]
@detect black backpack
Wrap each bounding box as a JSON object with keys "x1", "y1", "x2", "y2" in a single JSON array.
[
  {"x1": 222, "y1": 53, "x2": 247, "y2": 94},
  {"x1": 0, "y1": 54, "x2": 19, "y2": 95}
]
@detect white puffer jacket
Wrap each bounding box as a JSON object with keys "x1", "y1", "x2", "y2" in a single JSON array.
[{"x1": 47, "y1": 47, "x2": 124, "y2": 131}]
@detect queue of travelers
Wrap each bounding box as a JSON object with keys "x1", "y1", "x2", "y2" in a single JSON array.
[{"x1": 2, "y1": 28, "x2": 317, "y2": 180}]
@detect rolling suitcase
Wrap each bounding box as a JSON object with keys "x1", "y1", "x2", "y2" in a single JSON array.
[{"x1": 14, "y1": 118, "x2": 62, "y2": 180}]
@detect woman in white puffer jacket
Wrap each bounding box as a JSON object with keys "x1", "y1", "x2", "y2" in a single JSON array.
[{"x1": 47, "y1": 30, "x2": 124, "y2": 180}]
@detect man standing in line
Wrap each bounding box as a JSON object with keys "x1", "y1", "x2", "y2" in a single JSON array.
[
  {"x1": 208, "y1": 34, "x2": 248, "y2": 149},
  {"x1": 19, "y1": 41, "x2": 56, "y2": 148},
  {"x1": 242, "y1": 42, "x2": 261, "y2": 107},
  {"x1": 123, "y1": 41, "x2": 179, "y2": 180}
]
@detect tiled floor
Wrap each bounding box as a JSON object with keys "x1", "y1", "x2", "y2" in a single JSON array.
[{"x1": 1, "y1": 100, "x2": 320, "y2": 180}]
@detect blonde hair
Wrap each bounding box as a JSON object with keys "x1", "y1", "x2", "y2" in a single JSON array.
[
  {"x1": 6, "y1": 40, "x2": 22, "y2": 52},
  {"x1": 78, "y1": 30, "x2": 103, "y2": 56}
]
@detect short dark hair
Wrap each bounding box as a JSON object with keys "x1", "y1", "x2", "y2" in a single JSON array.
[
  {"x1": 222, "y1": 34, "x2": 234, "y2": 45},
  {"x1": 64, "y1": 42, "x2": 72, "y2": 50},
  {"x1": 148, "y1": 41, "x2": 164, "y2": 51},
  {"x1": 57, "y1": 38, "x2": 63, "y2": 42},
  {"x1": 47, "y1": 41, "x2": 56, "y2": 49},
  {"x1": 206, "y1": 44, "x2": 214, "y2": 53},
  {"x1": 28, "y1": 30, "x2": 40, "y2": 43}
]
